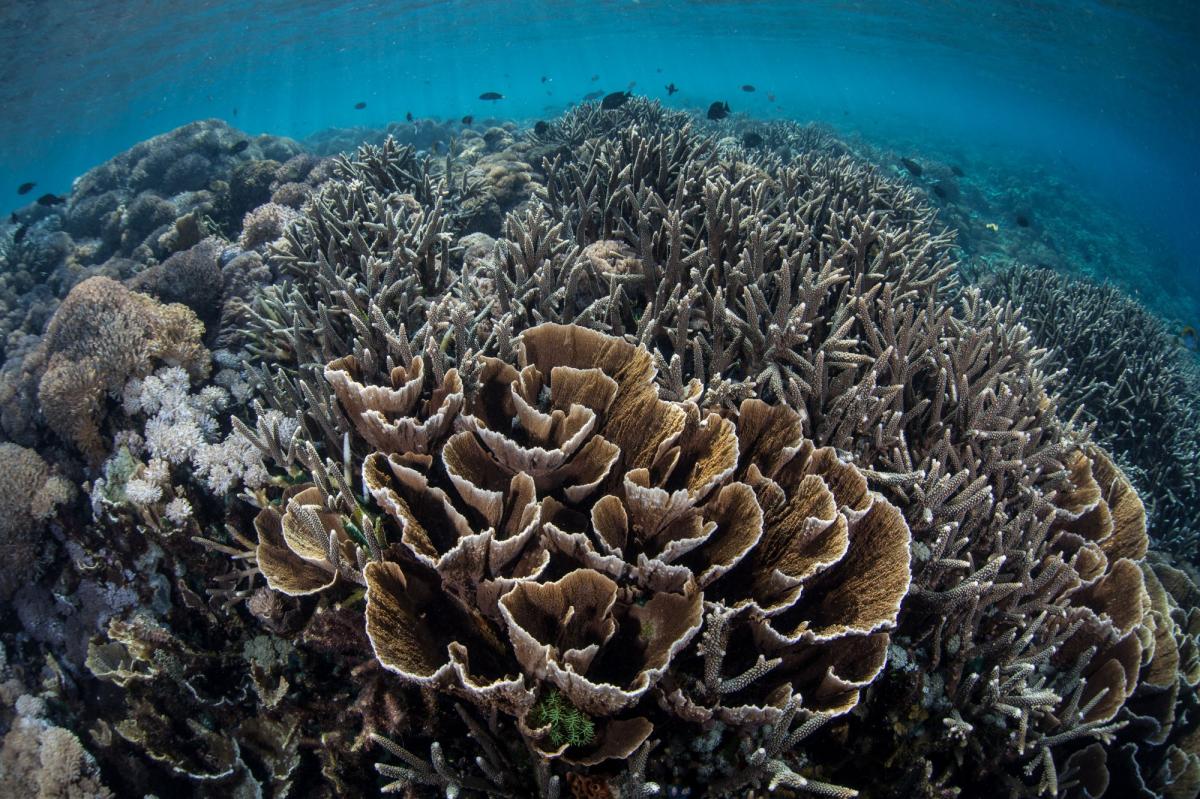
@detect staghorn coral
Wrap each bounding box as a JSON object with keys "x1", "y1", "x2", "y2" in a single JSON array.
[
  {"x1": 231, "y1": 108, "x2": 1175, "y2": 795},
  {"x1": 90, "y1": 103, "x2": 1184, "y2": 799},
  {"x1": 976, "y1": 264, "x2": 1200, "y2": 555},
  {"x1": 245, "y1": 322, "x2": 910, "y2": 793}
]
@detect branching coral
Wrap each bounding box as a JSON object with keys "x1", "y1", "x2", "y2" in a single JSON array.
[
  {"x1": 206, "y1": 106, "x2": 1175, "y2": 797},
  {"x1": 976, "y1": 264, "x2": 1200, "y2": 555}
]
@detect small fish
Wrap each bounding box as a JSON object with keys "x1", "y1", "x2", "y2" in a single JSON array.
[
  {"x1": 742, "y1": 131, "x2": 764, "y2": 148},
  {"x1": 541, "y1": 75, "x2": 549, "y2": 83},
  {"x1": 36, "y1": 193, "x2": 65, "y2": 206},
  {"x1": 665, "y1": 83, "x2": 679, "y2": 95},
  {"x1": 13, "y1": 225, "x2": 27, "y2": 243},
  {"x1": 534, "y1": 120, "x2": 549, "y2": 136},
  {"x1": 1180, "y1": 326, "x2": 1198, "y2": 351},
  {"x1": 16, "y1": 182, "x2": 34, "y2": 195},
  {"x1": 479, "y1": 92, "x2": 504, "y2": 101},
  {"x1": 601, "y1": 91, "x2": 632, "y2": 110},
  {"x1": 656, "y1": 67, "x2": 662, "y2": 73},
  {"x1": 900, "y1": 157, "x2": 923, "y2": 176},
  {"x1": 741, "y1": 84, "x2": 756, "y2": 92},
  {"x1": 590, "y1": 74, "x2": 599, "y2": 82},
  {"x1": 461, "y1": 115, "x2": 474, "y2": 125},
  {"x1": 985, "y1": 222, "x2": 999, "y2": 232},
  {"x1": 707, "y1": 101, "x2": 730, "y2": 120},
  {"x1": 627, "y1": 80, "x2": 636, "y2": 90},
  {"x1": 583, "y1": 90, "x2": 605, "y2": 101},
  {"x1": 232, "y1": 107, "x2": 238, "y2": 116},
  {"x1": 9, "y1": 212, "x2": 16, "y2": 224},
  {"x1": 767, "y1": 93, "x2": 776, "y2": 102},
  {"x1": 951, "y1": 165, "x2": 965, "y2": 177},
  {"x1": 229, "y1": 140, "x2": 250, "y2": 154},
  {"x1": 354, "y1": 101, "x2": 367, "y2": 110},
  {"x1": 406, "y1": 111, "x2": 414, "y2": 122}
]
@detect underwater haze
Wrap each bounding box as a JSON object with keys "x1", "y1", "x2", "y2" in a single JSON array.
[
  {"x1": 2, "y1": 0, "x2": 1199, "y2": 318},
  {"x1": 2, "y1": 2, "x2": 1200, "y2": 798}
]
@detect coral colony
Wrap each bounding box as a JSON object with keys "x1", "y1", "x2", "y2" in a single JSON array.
[{"x1": 0, "y1": 101, "x2": 1197, "y2": 798}]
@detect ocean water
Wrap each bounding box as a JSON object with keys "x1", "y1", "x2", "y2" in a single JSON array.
[
  {"x1": 3, "y1": 0, "x2": 1198, "y2": 319},
  {"x1": 2, "y1": 3, "x2": 1200, "y2": 798}
]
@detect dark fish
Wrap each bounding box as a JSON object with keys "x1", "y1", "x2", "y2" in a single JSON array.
[
  {"x1": 13, "y1": 225, "x2": 27, "y2": 243},
  {"x1": 583, "y1": 90, "x2": 605, "y2": 101},
  {"x1": 9, "y1": 212, "x2": 16, "y2": 224},
  {"x1": 590, "y1": 74, "x2": 599, "y2": 81},
  {"x1": 541, "y1": 75, "x2": 548, "y2": 83},
  {"x1": 16, "y1": 182, "x2": 34, "y2": 195},
  {"x1": 951, "y1": 165, "x2": 964, "y2": 177},
  {"x1": 1015, "y1": 213, "x2": 1031, "y2": 228},
  {"x1": 900, "y1": 157, "x2": 923, "y2": 176},
  {"x1": 534, "y1": 120, "x2": 549, "y2": 136},
  {"x1": 601, "y1": 91, "x2": 632, "y2": 110},
  {"x1": 665, "y1": 83, "x2": 679, "y2": 95},
  {"x1": 354, "y1": 101, "x2": 367, "y2": 110},
  {"x1": 742, "y1": 131, "x2": 764, "y2": 148},
  {"x1": 406, "y1": 111, "x2": 414, "y2": 122},
  {"x1": 706, "y1": 101, "x2": 730, "y2": 120},
  {"x1": 229, "y1": 140, "x2": 250, "y2": 154},
  {"x1": 461, "y1": 115, "x2": 474, "y2": 124},
  {"x1": 232, "y1": 107, "x2": 238, "y2": 116},
  {"x1": 479, "y1": 92, "x2": 504, "y2": 101},
  {"x1": 627, "y1": 80, "x2": 636, "y2": 90},
  {"x1": 36, "y1": 193, "x2": 65, "y2": 206},
  {"x1": 767, "y1": 93, "x2": 776, "y2": 102},
  {"x1": 656, "y1": 67, "x2": 662, "y2": 73},
  {"x1": 741, "y1": 84, "x2": 756, "y2": 92}
]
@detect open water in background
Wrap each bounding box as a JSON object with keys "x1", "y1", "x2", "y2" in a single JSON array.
[{"x1": 1, "y1": 0, "x2": 1197, "y2": 319}]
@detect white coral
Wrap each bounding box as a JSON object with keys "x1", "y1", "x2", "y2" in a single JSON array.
[
  {"x1": 123, "y1": 478, "x2": 162, "y2": 506},
  {"x1": 144, "y1": 414, "x2": 203, "y2": 465},
  {"x1": 164, "y1": 497, "x2": 193, "y2": 526}
]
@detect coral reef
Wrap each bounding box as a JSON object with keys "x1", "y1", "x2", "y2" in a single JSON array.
[
  {"x1": 977, "y1": 264, "x2": 1200, "y2": 554},
  {"x1": 0, "y1": 102, "x2": 1193, "y2": 799}
]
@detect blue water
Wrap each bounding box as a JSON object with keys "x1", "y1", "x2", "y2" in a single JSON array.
[{"x1": 2, "y1": 0, "x2": 1198, "y2": 317}]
